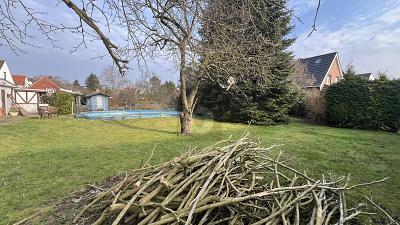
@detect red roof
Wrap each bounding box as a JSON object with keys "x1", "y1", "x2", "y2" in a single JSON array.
[
  {"x1": 12, "y1": 75, "x2": 27, "y2": 86},
  {"x1": 29, "y1": 77, "x2": 61, "y2": 92}
]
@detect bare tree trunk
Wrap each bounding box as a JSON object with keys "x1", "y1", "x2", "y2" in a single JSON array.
[
  {"x1": 179, "y1": 111, "x2": 192, "y2": 134},
  {"x1": 179, "y1": 42, "x2": 192, "y2": 135}
]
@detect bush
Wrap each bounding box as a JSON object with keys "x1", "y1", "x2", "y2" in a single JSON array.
[
  {"x1": 304, "y1": 92, "x2": 326, "y2": 123},
  {"x1": 41, "y1": 95, "x2": 55, "y2": 106},
  {"x1": 325, "y1": 79, "x2": 400, "y2": 131},
  {"x1": 42, "y1": 92, "x2": 74, "y2": 114}
]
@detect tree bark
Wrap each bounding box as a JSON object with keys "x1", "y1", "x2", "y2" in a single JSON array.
[
  {"x1": 179, "y1": 41, "x2": 192, "y2": 135},
  {"x1": 179, "y1": 111, "x2": 192, "y2": 134}
]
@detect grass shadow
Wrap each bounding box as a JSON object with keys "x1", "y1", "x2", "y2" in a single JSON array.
[{"x1": 104, "y1": 119, "x2": 179, "y2": 135}]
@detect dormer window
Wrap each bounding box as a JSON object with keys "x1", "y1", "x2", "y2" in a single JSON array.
[{"x1": 315, "y1": 58, "x2": 322, "y2": 64}]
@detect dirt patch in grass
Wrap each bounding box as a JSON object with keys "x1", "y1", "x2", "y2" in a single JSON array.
[{"x1": 32, "y1": 174, "x2": 126, "y2": 225}]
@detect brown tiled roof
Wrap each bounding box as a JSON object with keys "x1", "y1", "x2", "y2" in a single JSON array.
[
  {"x1": 29, "y1": 77, "x2": 61, "y2": 91},
  {"x1": 12, "y1": 75, "x2": 27, "y2": 86}
]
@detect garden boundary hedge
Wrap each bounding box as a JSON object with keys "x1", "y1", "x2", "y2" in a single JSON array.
[{"x1": 325, "y1": 79, "x2": 400, "y2": 131}]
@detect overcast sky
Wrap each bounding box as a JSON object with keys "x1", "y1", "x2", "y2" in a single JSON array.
[{"x1": 1, "y1": 0, "x2": 400, "y2": 83}]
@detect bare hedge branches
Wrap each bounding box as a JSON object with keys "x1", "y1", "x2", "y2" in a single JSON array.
[{"x1": 70, "y1": 136, "x2": 395, "y2": 225}]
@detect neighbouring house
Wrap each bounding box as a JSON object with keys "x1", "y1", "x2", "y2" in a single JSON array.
[
  {"x1": 355, "y1": 73, "x2": 375, "y2": 81},
  {"x1": 11, "y1": 75, "x2": 47, "y2": 115},
  {"x1": 84, "y1": 93, "x2": 110, "y2": 111},
  {"x1": 300, "y1": 52, "x2": 344, "y2": 92},
  {"x1": 30, "y1": 76, "x2": 82, "y2": 94},
  {"x1": 29, "y1": 77, "x2": 62, "y2": 94},
  {"x1": 12, "y1": 75, "x2": 31, "y2": 88},
  {"x1": 0, "y1": 60, "x2": 16, "y2": 116}
]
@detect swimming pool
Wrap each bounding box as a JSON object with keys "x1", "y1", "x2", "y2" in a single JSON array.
[{"x1": 76, "y1": 110, "x2": 180, "y2": 120}]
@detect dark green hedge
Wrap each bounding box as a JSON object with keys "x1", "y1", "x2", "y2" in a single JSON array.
[
  {"x1": 41, "y1": 92, "x2": 74, "y2": 114},
  {"x1": 325, "y1": 79, "x2": 400, "y2": 131}
]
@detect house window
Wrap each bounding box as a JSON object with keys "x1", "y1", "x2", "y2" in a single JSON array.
[
  {"x1": 46, "y1": 88, "x2": 56, "y2": 94},
  {"x1": 3, "y1": 72, "x2": 6, "y2": 79},
  {"x1": 327, "y1": 75, "x2": 332, "y2": 85}
]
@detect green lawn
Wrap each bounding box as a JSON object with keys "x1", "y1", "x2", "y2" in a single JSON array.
[{"x1": 0, "y1": 116, "x2": 399, "y2": 224}]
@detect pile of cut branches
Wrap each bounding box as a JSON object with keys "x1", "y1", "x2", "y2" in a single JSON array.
[{"x1": 71, "y1": 136, "x2": 395, "y2": 225}]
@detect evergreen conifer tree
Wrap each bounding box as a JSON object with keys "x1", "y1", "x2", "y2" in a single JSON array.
[{"x1": 199, "y1": 0, "x2": 299, "y2": 125}]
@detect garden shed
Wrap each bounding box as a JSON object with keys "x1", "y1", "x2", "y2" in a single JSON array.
[{"x1": 85, "y1": 93, "x2": 110, "y2": 111}]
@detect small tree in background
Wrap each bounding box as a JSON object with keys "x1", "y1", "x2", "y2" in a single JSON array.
[
  {"x1": 377, "y1": 71, "x2": 390, "y2": 81},
  {"x1": 343, "y1": 64, "x2": 357, "y2": 80},
  {"x1": 73, "y1": 80, "x2": 80, "y2": 87},
  {"x1": 85, "y1": 73, "x2": 100, "y2": 91},
  {"x1": 100, "y1": 66, "x2": 128, "y2": 107}
]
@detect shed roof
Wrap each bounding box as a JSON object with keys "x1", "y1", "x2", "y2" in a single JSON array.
[
  {"x1": 86, "y1": 92, "x2": 111, "y2": 98},
  {"x1": 300, "y1": 52, "x2": 338, "y2": 87}
]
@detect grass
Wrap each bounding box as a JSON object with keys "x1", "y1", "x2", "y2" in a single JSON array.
[{"x1": 0, "y1": 116, "x2": 399, "y2": 224}]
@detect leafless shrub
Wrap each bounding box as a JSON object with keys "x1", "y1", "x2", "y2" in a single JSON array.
[{"x1": 304, "y1": 91, "x2": 325, "y2": 123}]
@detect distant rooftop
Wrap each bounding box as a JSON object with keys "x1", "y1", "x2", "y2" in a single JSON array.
[{"x1": 355, "y1": 73, "x2": 373, "y2": 79}]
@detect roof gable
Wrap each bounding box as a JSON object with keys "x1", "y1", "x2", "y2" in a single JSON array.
[
  {"x1": 12, "y1": 75, "x2": 28, "y2": 86},
  {"x1": 29, "y1": 77, "x2": 61, "y2": 91},
  {"x1": 86, "y1": 92, "x2": 111, "y2": 98},
  {"x1": 300, "y1": 52, "x2": 338, "y2": 87}
]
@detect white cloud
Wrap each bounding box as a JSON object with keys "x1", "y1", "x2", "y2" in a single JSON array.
[
  {"x1": 288, "y1": 0, "x2": 321, "y2": 15},
  {"x1": 293, "y1": 2, "x2": 400, "y2": 78}
]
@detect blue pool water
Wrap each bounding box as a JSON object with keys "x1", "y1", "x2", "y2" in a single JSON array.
[{"x1": 76, "y1": 110, "x2": 180, "y2": 120}]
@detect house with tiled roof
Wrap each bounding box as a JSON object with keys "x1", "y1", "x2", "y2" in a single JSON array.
[
  {"x1": 300, "y1": 52, "x2": 344, "y2": 92},
  {"x1": 12, "y1": 75, "x2": 31, "y2": 88},
  {"x1": 0, "y1": 60, "x2": 16, "y2": 116},
  {"x1": 29, "y1": 77, "x2": 62, "y2": 94}
]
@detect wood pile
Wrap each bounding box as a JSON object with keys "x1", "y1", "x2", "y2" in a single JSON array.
[{"x1": 72, "y1": 136, "x2": 394, "y2": 225}]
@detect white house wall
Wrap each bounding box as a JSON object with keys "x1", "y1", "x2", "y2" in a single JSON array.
[
  {"x1": 14, "y1": 90, "x2": 40, "y2": 115},
  {"x1": 0, "y1": 87, "x2": 13, "y2": 114},
  {"x1": 0, "y1": 61, "x2": 15, "y2": 114},
  {"x1": 0, "y1": 62, "x2": 15, "y2": 84},
  {"x1": 15, "y1": 92, "x2": 39, "y2": 104}
]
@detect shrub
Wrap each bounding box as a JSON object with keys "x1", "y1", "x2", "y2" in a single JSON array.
[
  {"x1": 41, "y1": 95, "x2": 55, "y2": 106},
  {"x1": 42, "y1": 92, "x2": 74, "y2": 114},
  {"x1": 325, "y1": 79, "x2": 400, "y2": 131},
  {"x1": 304, "y1": 92, "x2": 326, "y2": 123}
]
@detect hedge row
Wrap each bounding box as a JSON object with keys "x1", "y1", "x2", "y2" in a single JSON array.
[
  {"x1": 325, "y1": 79, "x2": 400, "y2": 131},
  {"x1": 42, "y1": 92, "x2": 74, "y2": 114}
]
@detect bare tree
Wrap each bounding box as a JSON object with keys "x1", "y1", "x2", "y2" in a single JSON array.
[
  {"x1": 100, "y1": 65, "x2": 128, "y2": 107},
  {"x1": 124, "y1": 0, "x2": 203, "y2": 134}
]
